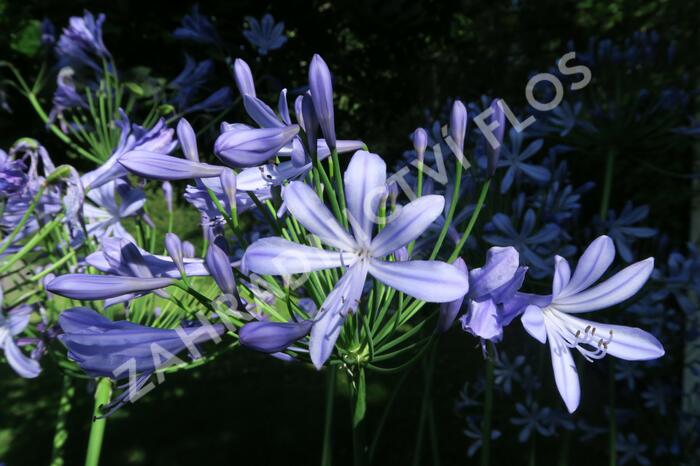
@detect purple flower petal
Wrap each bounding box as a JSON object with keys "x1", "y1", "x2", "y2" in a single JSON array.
[
  {"x1": 369, "y1": 195, "x2": 445, "y2": 258},
  {"x1": 558, "y1": 235, "x2": 614, "y2": 299},
  {"x1": 545, "y1": 324, "x2": 581, "y2": 413},
  {"x1": 4, "y1": 338, "x2": 41, "y2": 378},
  {"x1": 343, "y1": 151, "x2": 386, "y2": 245},
  {"x1": 437, "y1": 257, "x2": 468, "y2": 333},
  {"x1": 554, "y1": 258, "x2": 654, "y2": 313},
  {"x1": 239, "y1": 320, "x2": 313, "y2": 353},
  {"x1": 552, "y1": 256, "x2": 571, "y2": 297},
  {"x1": 469, "y1": 246, "x2": 520, "y2": 299},
  {"x1": 368, "y1": 259, "x2": 469, "y2": 302},
  {"x1": 243, "y1": 95, "x2": 285, "y2": 128},
  {"x1": 46, "y1": 274, "x2": 175, "y2": 300},
  {"x1": 309, "y1": 262, "x2": 368, "y2": 369},
  {"x1": 283, "y1": 181, "x2": 356, "y2": 251},
  {"x1": 243, "y1": 237, "x2": 356, "y2": 275},
  {"x1": 461, "y1": 298, "x2": 502, "y2": 341},
  {"x1": 521, "y1": 305, "x2": 546, "y2": 344},
  {"x1": 120, "y1": 151, "x2": 224, "y2": 180},
  {"x1": 556, "y1": 312, "x2": 664, "y2": 361}
]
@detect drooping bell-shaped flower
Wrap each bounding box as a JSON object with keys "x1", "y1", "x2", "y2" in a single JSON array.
[
  {"x1": 459, "y1": 246, "x2": 528, "y2": 342},
  {"x1": 520, "y1": 235, "x2": 664, "y2": 413},
  {"x1": 309, "y1": 54, "x2": 336, "y2": 150}
]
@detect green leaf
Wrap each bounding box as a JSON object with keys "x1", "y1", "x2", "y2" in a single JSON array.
[
  {"x1": 124, "y1": 82, "x2": 145, "y2": 96},
  {"x1": 158, "y1": 104, "x2": 176, "y2": 115},
  {"x1": 10, "y1": 20, "x2": 42, "y2": 57},
  {"x1": 352, "y1": 369, "x2": 367, "y2": 428}
]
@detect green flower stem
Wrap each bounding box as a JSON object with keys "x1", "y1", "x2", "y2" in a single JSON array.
[
  {"x1": 600, "y1": 149, "x2": 616, "y2": 466},
  {"x1": 50, "y1": 375, "x2": 74, "y2": 466},
  {"x1": 412, "y1": 342, "x2": 437, "y2": 466},
  {"x1": 448, "y1": 178, "x2": 492, "y2": 263},
  {"x1": 350, "y1": 369, "x2": 368, "y2": 466},
  {"x1": 407, "y1": 160, "x2": 425, "y2": 256},
  {"x1": 30, "y1": 250, "x2": 76, "y2": 282},
  {"x1": 368, "y1": 367, "x2": 411, "y2": 463},
  {"x1": 24, "y1": 93, "x2": 101, "y2": 164},
  {"x1": 0, "y1": 216, "x2": 63, "y2": 274},
  {"x1": 330, "y1": 149, "x2": 348, "y2": 229},
  {"x1": 600, "y1": 151, "x2": 616, "y2": 221},
  {"x1": 429, "y1": 161, "x2": 463, "y2": 260},
  {"x1": 0, "y1": 183, "x2": 47, "y2": 256},
  {"x1": 481, "y1": 343, "x2": 494, "y2": 466},
  {"x1": 320, "y1": 368, "x2": 336, "y2": 466},
  {"x1": 84, "y1": 378, "x2": 112, "y2": 466}
]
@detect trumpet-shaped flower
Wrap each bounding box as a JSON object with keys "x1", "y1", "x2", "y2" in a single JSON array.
[
  {"x1": 520, "y1": 235, "x2": 664, "y2": 412},
  {"x1": 243, "y1": 150, "x2": 469, "y2": 368}
]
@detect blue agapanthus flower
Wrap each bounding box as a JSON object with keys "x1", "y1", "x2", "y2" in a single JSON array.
[
  {"x1": 243, "y1": 14, "x2": 288, "y2": 55},
  {"x1": 173, "y1": 5, "x2": 220, "y2": 46},
  {"x1": 510, "y1": 402, "x2": 554, "y2": 443},
  {"x1": 484, "y1": 209, "x2": 561, "y2": 277},
  {"x1": 497, "y1": 128, "x2": 549, "y2": 193},
  {"x1": 0, "y1": 150, "x2": 27, "y2": 198},
  {"x1": 0, "y1": 286, "x2": 41, "y2": 378},
  {"x1": 617, "y1": 433, "x2": 651, "y2": 466},
  {"x1": 595, "y1": 202, "x2": 657, "y2": 263},
  {"x1": 55, "y1": 11, "x2": 110, "y2": 71},
  {"x1": 169, "y1": 56, "x2": 215, "y2": 110}
]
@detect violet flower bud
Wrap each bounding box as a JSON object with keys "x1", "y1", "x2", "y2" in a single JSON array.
[
  {"x1": 486, "y1": 98, "x2": 506, "y2": 178},
  {"x1": 239, "y1": 319, "x2": 313, "y2": 353},
  {"x1": 162, "y1": 181, "x2": 173, "y2": 214},
  {"x1": 183, "y1": 241, "x2": 196, "y2": 258},
  {"x1": 205, "y1": 242, "x2": 235, "y2": 296},
  {"x1": 232, "y1": 58, "x2": 256, "y2": 97},
  {"x1": 177, "y1": 118, "x2": 199, "y2": 162},
  {"x1": 165, "y1": 233, "x2": 186, "y2": 278},
  {"x1": 214, "y1": 125, "x2": 299, "y2": 168},
  {"x1": 301, "y1": 93, "x2": 319, "y2": 154},
  {"x1": 308, "y1": 54, "x2": 336, "y2": 150},
  {"x1": 411, "y1": 127, "x2": 428, "y2": 163},
  {"x1": 449, "y1": 100, "x2": 468, "y2": 154},
  {"x1": 220, "y1": 168, "x2": 237, "y2": 211}
]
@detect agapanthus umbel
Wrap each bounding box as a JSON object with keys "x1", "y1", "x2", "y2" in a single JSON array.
[
  {"x1": 55, "y1": 11, "x2": 110, "y2": 71},
  {"x1": 243, "y1": 150, "x2": 469, "y2": 368}
]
